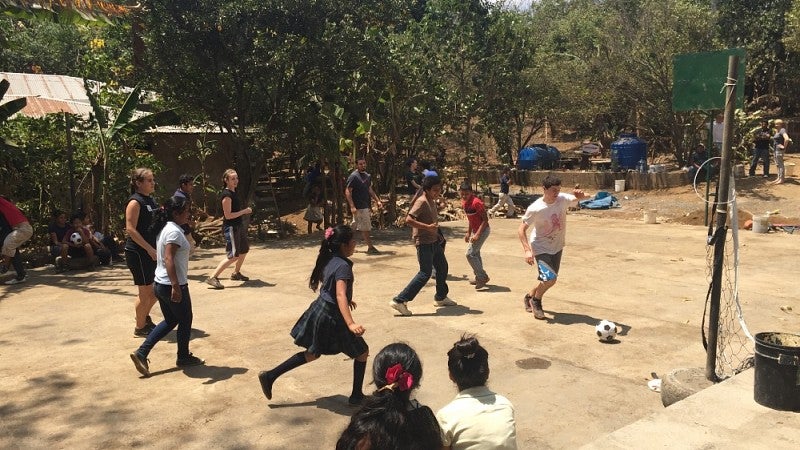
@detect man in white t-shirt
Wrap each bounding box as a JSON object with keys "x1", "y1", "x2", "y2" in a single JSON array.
[{"x1": 517, "y1": 176, "x2": 589, "y2": 319}]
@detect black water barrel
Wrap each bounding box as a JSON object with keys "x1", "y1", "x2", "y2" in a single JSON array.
[{"x1": 754, "y1": 332, "x2": 800, "y2": 411}]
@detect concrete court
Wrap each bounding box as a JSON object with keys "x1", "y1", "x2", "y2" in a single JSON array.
[{"x1": 0, "y1": 214, "x2": 797, "y2": 449}]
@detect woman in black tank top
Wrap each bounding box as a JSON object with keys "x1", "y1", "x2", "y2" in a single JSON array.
[{"x1": 125, "y1": 168, "x2": 159, "y2": 337}]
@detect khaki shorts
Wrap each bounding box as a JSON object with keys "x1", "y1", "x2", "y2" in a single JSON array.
[
  {"x1": 352, "y1": 208, "x2": 372, "y2": 231},
  {"x1": 2, "y1": 222, "x2": 33, "y2": 258}
]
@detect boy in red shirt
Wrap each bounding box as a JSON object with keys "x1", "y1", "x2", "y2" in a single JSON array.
[{"x1": 459, "y1": 182, "x2": 491, "y2": 289}]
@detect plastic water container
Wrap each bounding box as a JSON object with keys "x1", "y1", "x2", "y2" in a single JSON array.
[
  {"x1": 611, "y1": 134, "x2": 647, "y2": 170},
  {"x1": 517, "y1": 147, "x2": 537, "y2": 170}
]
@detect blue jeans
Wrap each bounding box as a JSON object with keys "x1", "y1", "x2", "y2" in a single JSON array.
[
  {"x1": 395, "y1": 242, "x2": 449, "y2": 302},
  {"x1": 465, "y1": 227, "x2": 490, "y2": 280},
  {"x1": 749, "y1": 147, "x2": 770, "y2": 176},
  {"x1": 136, "y1": 283, "x2": 193, "y2": 359}
]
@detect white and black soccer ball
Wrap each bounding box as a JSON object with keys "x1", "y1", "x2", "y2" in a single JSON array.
[
  {"x1": 69, "y1": 232, "x2": 83, "y2": 246},
  {"x1": 595, "y1": 320, "x2": 617, "y2": 342}
]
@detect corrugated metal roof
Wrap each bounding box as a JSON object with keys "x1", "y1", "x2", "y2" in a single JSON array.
[{"x1": 1, "y1": 72, "x2": 93, "y2": 118}]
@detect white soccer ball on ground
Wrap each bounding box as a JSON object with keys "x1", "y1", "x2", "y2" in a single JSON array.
[
  {"x1": 69, "y1": 232, "x2": 83, "y2": 246},
  {"x1": 595, "y1": 319, "x2": 617, "y2": 342}
]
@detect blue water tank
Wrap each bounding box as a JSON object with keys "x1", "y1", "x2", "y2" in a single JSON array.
[
  {"x1": 542, "y1": 146, "x2": 560, "y2": 170},
  {"x1": 610, "y1": 134, "x2": 647, "y2": 170},
  {"x1": 517, "y1": 147, "x2": 538, "y2": 170}
]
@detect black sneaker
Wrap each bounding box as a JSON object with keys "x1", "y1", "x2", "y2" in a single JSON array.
[
  {"x1": 146, "y1": 315, "x2": 156, "y2": 327},
  {"x1": 130, "y1": 352, "x2": 150, "y2": 377},
  {"x1": 230, "y1": 272, "x2": 250, "y2": 281},
  {"x1": 176, "y1": 353, "x2": 205, "y2": 367},
  {"x1": 258, "y1": 371, "x2": 275, "y2": 400},
  {"x1": 0, "y1": 264, "x2": 7, "y2": 275},
  {"x1": 134, "y1": 326, "x2": 152, "y2": 338}
]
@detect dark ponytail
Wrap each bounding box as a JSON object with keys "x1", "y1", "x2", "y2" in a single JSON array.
[
  {"x1": 447, "y1": 334, "x2": 490, "y2": 391},
  {"x1": 149, "y1": 195, "x2": 189, "y2": 238},
  {"x1": 309, "y1": 224, "x2": 353, "y2": 291},
  {"x1": 336, "y1": 343, "x2": 442, "y2": 450}
]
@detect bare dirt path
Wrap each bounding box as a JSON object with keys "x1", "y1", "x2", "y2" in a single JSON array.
[{"x1": 1, "y1": 191, "x2": 797, "y2": 448}]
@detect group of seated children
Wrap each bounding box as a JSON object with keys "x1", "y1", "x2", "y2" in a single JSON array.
[{"x1": 48, "y1": 210, "x2": 121, "y2": 271}]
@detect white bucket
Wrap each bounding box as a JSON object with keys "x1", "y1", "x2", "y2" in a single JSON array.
[
  {"x1": 786, "y1": 163, "x2": 796, "y2": 177},
  {"x1": 752, "y1": 215, "x2": 769, "y2": 233},
  {"x1": 614, "y1": 179, "x2": 626, "y2": 192},
  {"x1": 644, "y1": 209, "x2": 657, "y2": 224}
]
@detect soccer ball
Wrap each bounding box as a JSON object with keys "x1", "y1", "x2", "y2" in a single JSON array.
[
  {"x1": 595, "y1": 320, "x2": 617, "y2": 342},
  {"x1": 69, "y1": 232, "x2": 83, "y2": 246}
]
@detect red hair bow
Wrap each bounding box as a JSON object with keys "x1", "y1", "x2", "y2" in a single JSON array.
[{"x1": 385, "y1": 364, "x2": 413, "y2": 392}]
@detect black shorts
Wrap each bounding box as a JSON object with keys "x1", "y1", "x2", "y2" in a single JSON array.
[
  {"x1": 224, "y1": 224, "x2": 249, "y2": 258},
  {"x1": 125, "y1": 248, "x2": 156, "y2": 286}
]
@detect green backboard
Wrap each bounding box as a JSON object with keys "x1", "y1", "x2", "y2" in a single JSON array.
[{"x1": 672, "y1": 49, "x2": 746, "y2": 112}]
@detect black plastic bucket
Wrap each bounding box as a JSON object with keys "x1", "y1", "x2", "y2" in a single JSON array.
[{"x1": 754, "y1": 332, "x2": 800, "y2": 411}]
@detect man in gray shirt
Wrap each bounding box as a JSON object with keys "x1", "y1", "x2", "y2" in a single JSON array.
[{"x1": 345, "y1": 157, "x2": 382, "y2": 255}]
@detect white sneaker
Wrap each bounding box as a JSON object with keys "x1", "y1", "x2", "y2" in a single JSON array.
[
  {"x1": 390, "y1": 300, "x2": 412, "y2": 316},
  {"x1": 4, "y1": 275, "x2": 26, "y2": 285},
  {"x1": 434, "y1": 297, "x2": 457, "y2": 307}
]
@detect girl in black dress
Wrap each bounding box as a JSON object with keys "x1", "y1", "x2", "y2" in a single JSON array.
[
  {"x1": 336, "y1": 343, "x2": 443, "y2": 450},
  {"x1": 258, "y1": 225, "x2": 368, "y2": 405}
]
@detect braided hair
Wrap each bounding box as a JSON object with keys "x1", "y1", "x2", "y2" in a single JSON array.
[{"x1": 309, "y1": 224, "x2": 353, "y2": 291}]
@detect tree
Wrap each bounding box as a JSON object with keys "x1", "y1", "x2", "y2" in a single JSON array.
[{"x1": 86, "y1": 82, "x2": 179, "y2": 229}]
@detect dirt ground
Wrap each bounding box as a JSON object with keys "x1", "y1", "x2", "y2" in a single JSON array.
[{"x1": 0, "y1": 156, "x2": 798, "y2": 449}]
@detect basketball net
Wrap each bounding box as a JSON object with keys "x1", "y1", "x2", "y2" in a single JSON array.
[{"x1": 703, "y1": 173, "x2": 754, "y2": 380}]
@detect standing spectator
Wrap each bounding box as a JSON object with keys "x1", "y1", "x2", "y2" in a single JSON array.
[
  {"x1": 258, "y1": 225, "x2": 368, "y2": 405},
  {"x1": 125, "y1": 168, "x2": 159, "y2": 337},
  {"x1": 459, "y1": 181, "x2": 491, "y2": 289},
  {"x1": 711, "y1": 113, "x2": 724, "y2": 155},
  {"x1": 173, "y1": 174, "x2": 200, "y2": 250},
  {"x1": 770, "y1": 119, "x2": 791, "y2": 185},
  {"x1": 488, "y1": 167, "x2": 516, "y2": 218},
  {"x1": 205, "y1": 169, "x2": 252, "y2": 289},
  {"x1": 517, "y1": 175, "x2": 589, "y2": 320},
  {"x1": 389, "y1": 175, "x2": 456, "y2": 316},
  {"x1": 405, "y1": 157, "x2": 422, "y2": 195},
  {"x1": 130, "y1": 196, "x2": 204, "y2": 377},
  {"x1": 0, "y1": 196, "x2": 33, "y2": 284},
  {"x1": 48, "y1": 209, "x2": 69, "y2": 262},
  {"x1": 437, "y1": 335, "x2": 517, "y2": 450},
  {"x1": 304, "y1": 183, "x2": 325, "y2": 234},
  {"x1": 63, "y1": 213, "x2": 97, "y2": 267},
  {"x1": 750, "y1": 120, "x2": 772, "y2": 178},
  {"x1": 337, "y1": 343, "x2": 443, "y2": 449},
  {"x1": 345, "y1": 156, "x2": 383, "y2": 255}
]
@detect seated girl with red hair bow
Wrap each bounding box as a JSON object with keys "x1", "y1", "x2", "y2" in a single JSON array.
[{"x1": 337, "y1": 343, "x2": 444, "y2": 450}]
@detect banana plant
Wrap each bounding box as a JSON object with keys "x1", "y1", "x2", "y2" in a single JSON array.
[
  {"x1": 85, "y1": 82, "x2": 180, "y2": 229},
  {"x1": 0, "y1": 78, "x2": 27, "y2": 148}
]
